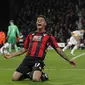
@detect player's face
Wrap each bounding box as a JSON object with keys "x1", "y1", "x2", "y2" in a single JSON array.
[{"x1": 36, "y1": 17, "x2": 46, "y2": 30}]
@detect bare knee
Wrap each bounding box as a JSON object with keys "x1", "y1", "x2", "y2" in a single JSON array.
[
  {"x1": 32, "y1": 77, "x2": 40, "y2": 82},
  {"x1": 12, "y1": 76, "x2": 19, "y2": 81},
  {"x1": 32, "y1": 71, "x2": 42, "y2": 82},
  {"x1": 12, "y1": 71, "x2": 23, "y2": 81}
]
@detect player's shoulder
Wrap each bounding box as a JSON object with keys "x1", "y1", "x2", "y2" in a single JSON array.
[
  {"x1": 14, "y1": 25, "x2": 18, "y2": 28},
  {"x1": 8, "y1": 25, "x2": 10, "y2": 27},
  {"x1": 44, "y1": 31, "x2": 52, "y2": 36},
  {"x1": 72, "y1": 30, "x2": 80, "y2": 34},
  {"x1": 72, "y1": 30, "x2": 79, "y2": 32},
  {"x1": 27, "y1": 32, "x2": 36, "y2": 36},
  {"x1": 28, "y1": 31, "x2": 52, "y2": 37},
  {"x1": 28, "y1": 31, "x2": 35, "y2": 35}
]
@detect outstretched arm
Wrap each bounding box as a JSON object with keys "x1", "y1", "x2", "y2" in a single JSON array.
[
  {"x1": 4, "y1": 48, "x2": 27, "y2": 59},
  {"x1": 49, "y1": 35, "x2": 75, "y2": 66},
  {"x1": 56, "y1": 47, "x2": 75, "y2": 66}
]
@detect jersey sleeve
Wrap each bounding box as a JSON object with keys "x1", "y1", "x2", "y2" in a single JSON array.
[
  {"x1": 49, "y1": 35, "x2": 59, "y2": 50},
  {"x1": 24, "y1": 35, "x2": 29, "y2": 49}
]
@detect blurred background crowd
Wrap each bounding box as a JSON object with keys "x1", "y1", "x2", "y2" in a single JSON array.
[{"x1": 0, "y1": 0, "x2": 85, "y2": 43}]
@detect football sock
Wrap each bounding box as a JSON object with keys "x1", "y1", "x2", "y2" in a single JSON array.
[
  {"x1": 40, "y1": 72, "x2": 48, "y2": 81},
  {"x1": 14, "y1": 44, "x2": 19, "y2": 52},
  {"x1": 71, "y1": 45, "x2": 78, "y2": 54},
  {"x1": 62, "y1": 45, "x2": 69, "y2": 51},
  {"x1": 9, "y1": 44, "x2": 12, "y2": 53},
  {"x1": 19, "y1": 72, "x2": 32, "y2": 80}
]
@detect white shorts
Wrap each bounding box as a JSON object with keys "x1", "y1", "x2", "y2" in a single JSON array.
[{"x1": 68, "y1": 36, "x2": 79, "y2": 45}]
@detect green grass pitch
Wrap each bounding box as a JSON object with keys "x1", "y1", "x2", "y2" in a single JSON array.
[{"x1": 0, "y1": 49, "x2": 85, "y2": 85}]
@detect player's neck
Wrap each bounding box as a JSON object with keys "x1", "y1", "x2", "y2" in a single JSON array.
[{"x1": 36, "y1": 28, "x2": 46, "y2": 33}]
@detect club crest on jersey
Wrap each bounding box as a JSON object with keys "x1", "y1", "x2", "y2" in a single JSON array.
[{"x1": 32, "y1": 36, "x2": 42, "y2": 41}]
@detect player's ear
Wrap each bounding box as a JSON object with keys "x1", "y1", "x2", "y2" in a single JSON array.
[{"x1": 45, "y1": 21, "x2": 47, "y2": 26}]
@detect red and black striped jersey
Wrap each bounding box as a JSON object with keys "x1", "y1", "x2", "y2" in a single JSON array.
[{"x1": 24, "y1": 31, "x2": 59, "y2": 60}]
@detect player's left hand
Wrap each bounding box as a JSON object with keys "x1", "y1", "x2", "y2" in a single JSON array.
[{"x1": 69, "y1": 60, "x2": 76, "y2": 67}]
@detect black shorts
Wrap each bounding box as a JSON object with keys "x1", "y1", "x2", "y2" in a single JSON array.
[{"x1": 16, "y1": 56, "x2": 45, "y2": 74}]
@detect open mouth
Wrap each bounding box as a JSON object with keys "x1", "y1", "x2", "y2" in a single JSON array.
[{"x1": 37, "y1": 23, "x2": 42, "y2": 26}]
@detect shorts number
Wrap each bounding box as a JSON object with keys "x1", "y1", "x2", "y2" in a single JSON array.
[{"x1": 35, "y1": 62, "x2": 40, "y2": 67}]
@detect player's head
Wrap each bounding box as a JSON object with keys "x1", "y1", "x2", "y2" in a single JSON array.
[
  {"x1": 9, "y1": 20, "x2": 14, "y2": 25},
  {"x1": 36, "y1": 15, "x2": 47, "y2": 31}
]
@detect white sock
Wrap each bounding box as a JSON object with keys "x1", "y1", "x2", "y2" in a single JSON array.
[
  {"x1": 62, "y1": 45, "x2": 69, "y2": 51},
  {"x1": 71, "y1": 45, "x2": 78, "y2": 54}
]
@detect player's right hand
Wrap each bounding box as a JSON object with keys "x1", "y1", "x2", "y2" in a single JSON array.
[{"x1": 4, "y1": 54, "x2": 12, "y2": 59}]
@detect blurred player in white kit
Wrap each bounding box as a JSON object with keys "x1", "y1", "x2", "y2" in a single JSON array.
[
  {"x1": 62, "y1": 29, "x2": 85, "y2": 56},
  {"x1": 0, "y1": 43, "x2": 10, "y2": 55}
]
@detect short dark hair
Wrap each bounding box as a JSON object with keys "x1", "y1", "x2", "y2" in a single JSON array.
[
  {"x1": 37, "y1": 15, "x2": 47, "y2": 23},
  {"x1": 9, "y1": 20, "x2": 14, "y2": 23},
  {"x1": 37, "y1": 15, "x2": 48, "y2": 30}
]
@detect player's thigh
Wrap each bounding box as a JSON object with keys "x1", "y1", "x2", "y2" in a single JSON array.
[
  {"x1": 16, "y1": 59, "x2": 32, "y2": 74},
  {"x1": 12, "y1": 71, "x2": 23, "y2": 81},
  {"x1": 68, "y1": 41, "x2": 72, "y2": 46},
  {"x1": 8, "y1": 36, "x2": 16, "y2": 44},
  {"x1": 70, "y1": 37, "x2": 77, "y2": 45}
]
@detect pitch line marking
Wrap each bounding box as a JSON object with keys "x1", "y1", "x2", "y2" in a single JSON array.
[
  {"x1": 0, "y1": 68, "x2": 85, "y2": 71},
  {"x1": 71, "y1": 52, "x2": 85, "y2": 60}
]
